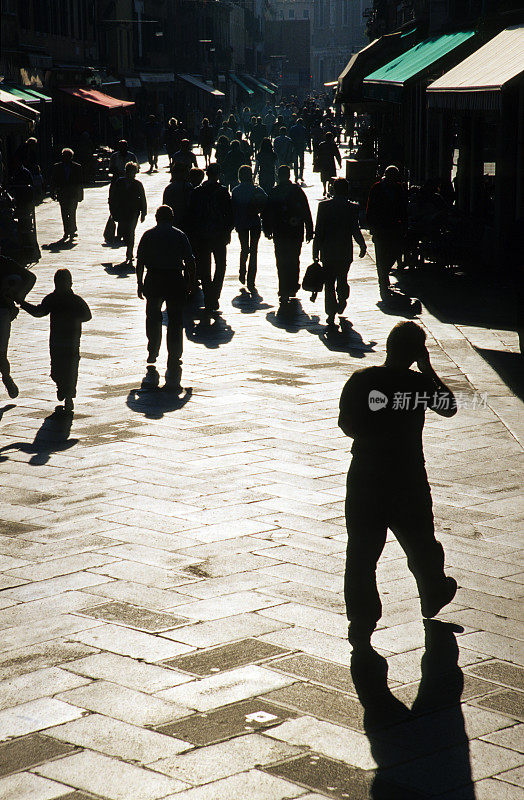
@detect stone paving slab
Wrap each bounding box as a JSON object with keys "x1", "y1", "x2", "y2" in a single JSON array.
[{"x1": 0, "y1": 150, "x2": 521, "y2": 798}]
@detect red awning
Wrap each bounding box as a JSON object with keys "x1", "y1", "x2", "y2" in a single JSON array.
[{"x1": 59, "y1": 87, "x2": 134, "y2": 111}]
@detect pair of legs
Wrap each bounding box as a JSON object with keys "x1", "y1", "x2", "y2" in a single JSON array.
[
  {"x1": 144, "y1": 278, "x2": 184, "y2": 388},
  {"x1": 274, "y1": 236, "x2": 302, "y2": 302},
  {"x1": 323, "y1": 259, "x2": 351, "y2": 323},
  {"x1": 117, "y1": 213, "x2": 139, "y2": 262},
  {"x1": 51, "y1": 348, "x2": 79, "y2": 413},
  {"x1": 195, "y1": 240, "x2": 227, "y2": 312},
  {"x1": 147, "y1": 145, "x2": 159, "y2": 170},
  {"x1": 0, "y1": 307, "x2": 18, "y2": 398},
  {"x1": 293, "y1": 151, "x2": 305, "y2": 181},
  {"x1": 59, "y1": 199, "x2": 78, "y2": 239},
  {"x1": 344, "y1": 463, "x2": 452, "y2": 639},
  {"x1": 237, "y1": 227, "x2": 261, "y2": 291},
  {"x1": 373, "y1": 230, "x2": 403, "y2": 300}
]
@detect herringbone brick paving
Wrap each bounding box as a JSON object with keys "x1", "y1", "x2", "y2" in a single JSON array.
[{"x1": 0, "y1": 152, "x2": 522, "y2": 799}]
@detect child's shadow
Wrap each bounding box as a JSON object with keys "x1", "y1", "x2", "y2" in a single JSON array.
[{"x1": 0, "y1": 411, "x2": 77, "y2": 466}]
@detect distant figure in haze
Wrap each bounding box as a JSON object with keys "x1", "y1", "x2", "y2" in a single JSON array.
[
  {"x1": 171, "y1": 139, "x2": 198, "y2": 179},
  {"x1": 18, "y1": 268, "x2": 91, "y2": 415},
  {"x1": 315, "y1": 131, "x2": 341, "y2": 196},
  {"x1": 145, "y1": 115, "x2": 161, "y2": 172},
  {"x1": 199, "y1": 118, "x2": 215, "y2": 167},
  {"x1": 313, "y1": 177, "x2": 366, "y2": 327},
  {"x1": 136, "y1": 205, "x2": 196, "y2": 391},
  {"x1": 254, "y1": 137, "x2": 277, "y2": 196},
  {"x1": 339, "y1": 321, "x2": 458, "y2": 646}
]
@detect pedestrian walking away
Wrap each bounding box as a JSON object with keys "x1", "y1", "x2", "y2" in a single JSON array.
[
  {"x1": 273, "y1": 127, "x2": 295, "y2": 169},
  {"x1": 163, "y1": 163, "x2": 193, "y2": 233},
  {"x1": 366, "y1": 165, "x2": 408, "y2": 302},
  {"x1": 254, "y1": 137, "x2": 277, "y2": 196},
  {"x1": 18, "y1": 268, "x2": 91, "y2": 415},
  {"x1": 264, "y1": 164, "x2": 313, "y2": 306},
  {"x1": 289, "y1": 117, "x2": 307, "y2": 182},
  {"x1": 136, "y1": 205, "x2": 196, "y2": 391},
  {"x1": 171, "y1": 140, "x2": 198, "y2": 179},
  {"x1": 338, "y1": 321, "x2": 458, "y2": 647},
  {"x1": 313, "y1": 177, "x2": 366, "y2": 327},
  {"x1": 50, "y1": 149, "x2": 83, "y2": 242},
  {"x1": 232, "y1": 165, "x2": 267, "y2": 293},
  {"x1": 145, "y1": 115, "x2": 162, "y2": 172},
  {"x1": 105, "y1": 140, "x2": 139, "y2": 243},
  {"x1": 315, "y1": 131, "x2": 341, "y2": 196},
  {"x1": 188, "y1": 163, "x2": 233, "y2": 313},
  {"x1": 199, "y1": 118, "x2": 215, "y2": 167},
  {"x1": 108, "y1": 162, "x2": 147, "y2": 265}
]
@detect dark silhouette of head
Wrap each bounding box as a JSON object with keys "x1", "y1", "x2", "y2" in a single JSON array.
[
  {"x1": 206, "y1": 162, "x2": 221, "y2": 182},
  {"x1": 125, "y1": 161, "x2": 138, "y2": 177},
  {"x1": 260, "y1": 137, "x2": 273, "y2": 155},
  {"x1": 386, "y1": 321, "x2": 426, "y2": 366},
  {"x1": 278, "y1": 164, "x2": 291, "y2": 183},
  {"x1": 54, "y1": 268, "x2": 73, "y2": 291},
  {"x1": 118, "y1": 139, "x2": 128, "y2": 153},
  {"x1": 61, "y1": 148, "x2": 74, "y2": 162},
  {"x1": 188, "y1": 167, "x2": 204, "y2": 187},
  {"x1": 155, "y1": 205, "x2": 174, "y2": 224},
  {"x1": 279, "y1": 126, "x2": 287, "y2": 136},
  {"x1": 332, "y1": 177, "x2": 349, "y2": 198},
  {"x1": 238, "y1": 165, "x2": 253, "y2": 184},
  {"x1": 384, "y1": 164, "x2": 400, "y2": 182}
]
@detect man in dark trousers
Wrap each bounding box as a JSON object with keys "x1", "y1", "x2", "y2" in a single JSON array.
[
  {"x1": 366, "y1": 165, "x2": 408, "y2": 302},
  {"x1": 50, "y1": 148, "x2": 83, "y2": 242},
  {"x1": 188, "y1": 163, "x2": 233, "y2": 313},
  {"x1": 136, "y1": 205, "x2": 195, "y2": 391},
  {"x1": 289, "y1": 117, "x2": 307, "y2": 182},
  {"x1": 109, "y1": 161, "x2": 147, "y2": 265},
  {"x1": 145, "y1": 115, "x2": 161, "y2": 172},
  {"x1": 339, "y1": 321, "x2": 458, "y2": 646},
  {"x1": 264, "y1": 165, "x2": 313, "y2": 306},
  {"x1": 313, "y1": 177, "x2": 366, "y2": 327}
]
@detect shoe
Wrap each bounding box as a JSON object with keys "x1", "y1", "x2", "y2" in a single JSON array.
[
  {"x1": 421, "y1": 577, "x2": 458, "y2": 619},
  {"x1": 337, "y1": 299, "x2": 347, "y2": 314},
  {"x1": 64, "y1": 398, "x2": 74, "y2": 414},
  {"x1": 239, "y1": 269, "x2": 246, "y2": 285},
  {"x1": 164, "y1": 370, "x2": 182, "y2": 393},
  {"x1": 326, "y1": 315, "x2": 336, "y2": 327},
  {"x1": 2, "y1": 375, "x2": 18, "y2": 399},
  {"x1": 247, "y1": 282, "x2": 256, "y2": 294}
]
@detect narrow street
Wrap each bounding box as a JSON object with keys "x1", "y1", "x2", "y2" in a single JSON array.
[{"x1": 0, "y1": 152, "x2": 522, "y2": 800}]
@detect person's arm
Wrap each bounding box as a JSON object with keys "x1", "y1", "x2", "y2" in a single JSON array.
[
  {"x1": 301, "y1": 189, "x2": 314, "y2": 241},
  {"x1": 335, "y1": 144, "x2": 342, "y2": 167},
  {"x1": 417, "y1": 347, "x2": 457, "y2": 417},
  {"x1": 351, "y1": 207, "x2": 367, "y2": 257},
  {"x1": 338, "y1": 376, "x2": 358, "y2": 437},
  {"x1": 136, "y1": 234, "x2": 146, "y2": 299},
  {"x1": 139, "y1": 183, "x2": 147, "y2": 221},
  {"x1": 19, "y1": 296, "x2": 49, "y2": 318},
  {"x1": 312, "y1": 204, "x2": 324, "y2": 260},
  {"x1": 78, "y1": 297, "x2": 92, "y2": 323}
]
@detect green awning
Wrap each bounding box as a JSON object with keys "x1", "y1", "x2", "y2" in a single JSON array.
[
  {"x1": 0, "y1": 84, "x2": 41, "y2": 104},
  {"x1": 23, "y1": 87, "x2": 52, "y2": 102},
  {"x1": 363, "y1": 31, "x2": 475, "y2": 102},
  {"x1": 229, "y1": 73, "x2": 254, "y2": 96},
  {"x1": 241, "y1": 74, "x2": 275, "y2": 95}
]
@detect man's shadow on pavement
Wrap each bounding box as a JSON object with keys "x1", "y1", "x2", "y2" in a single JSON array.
[
  {"x1": 127, "y1": 369, "x2": 192, "y2": 420},
  {"x1": 232, "y1": 289, "x2": 271, "y2": 315},
  {"x1": 102, "y1": 261, "x2": 134, "y2": 277},
  {"x1": 0, "y1": 411, "x2": 77, "y2": 466},
  {"x1": 42, "y1": 240, "x2": 77, "y2": 252},
  {"x1": 184, "y1": 313, "x2": 234, "y2": 349},
  {"x1": 266, "y1": 299, "x2": 376, "y2": 357},
  {"x1": 351, "y1": 620, "x2": 474, "y2": 799}
]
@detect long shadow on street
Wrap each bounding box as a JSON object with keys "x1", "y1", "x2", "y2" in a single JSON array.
[
  {"x1": 0, "y1": 411, "x2": 77, "y2": 466},
  {"x1": 266, "y1": 299, "x2": 376, "y2": 357},
  {"x1": 351, "y1": 620, "x2": 473, "y2": 799}
]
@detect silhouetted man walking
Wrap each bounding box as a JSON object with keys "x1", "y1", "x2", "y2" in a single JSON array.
[
  {"x1": 339, "y1": 321, "x2": 458, "y2": 645},
  {"x1": 136, "y1": 205, "x2": 195, "y2": 391},
  {"x1": 50, "y1": 148, "x2": 83, "y2": 242},
  {"x1": 366, "y1": 165, "x2": 408, "y2": 302}
]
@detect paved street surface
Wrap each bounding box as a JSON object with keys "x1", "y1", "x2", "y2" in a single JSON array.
[{"x1": 0, "y1": 151, "x2": 522, "y2": 800}]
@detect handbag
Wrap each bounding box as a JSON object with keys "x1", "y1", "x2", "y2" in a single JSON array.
[{"x1": 302, "y1": 260, "x2": 324, "y2": 301}]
